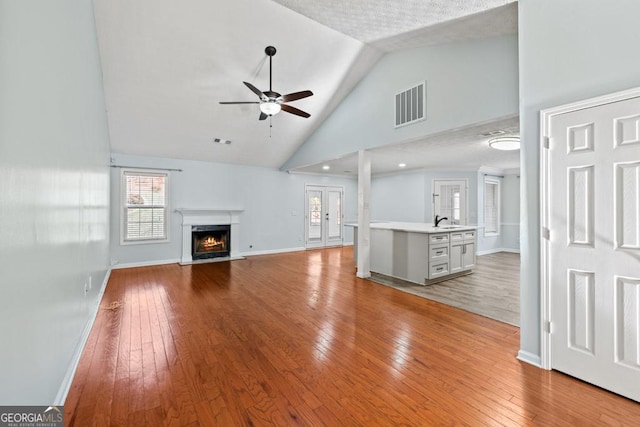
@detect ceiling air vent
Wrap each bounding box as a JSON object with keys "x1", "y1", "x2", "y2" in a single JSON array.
[{"x1": 395, "y1": 82, "x2": 426, "y2": 128}]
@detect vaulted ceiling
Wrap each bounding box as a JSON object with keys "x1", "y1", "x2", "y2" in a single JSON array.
[{"x1": 94, "y1": 0, "x2": 518, "y2": 172}]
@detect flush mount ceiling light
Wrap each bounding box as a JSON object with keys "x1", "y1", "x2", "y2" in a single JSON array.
[
  {"x1": 398, "y1": 163, "x2": 407, "y2": 168},
  {"x1": 322, "y1": 165, "x2": 330, "y2": 170},
  {"x1": 488, "y1": 136, "x2": 520, "y2": 151}
]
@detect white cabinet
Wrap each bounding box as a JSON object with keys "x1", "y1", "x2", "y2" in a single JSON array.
[
  {"x1": 427, "y1": 233, "x2": 450, "y2": 279},
  {"x1": 450, "y1": 231, "x2": 476, "y2": 274}
]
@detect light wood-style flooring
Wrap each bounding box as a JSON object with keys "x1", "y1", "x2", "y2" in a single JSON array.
[
  {"x1": 371, "y1": 252, "x2": 520, "y2": 326},
  {"x1": 65, "y1": 247, "x2": 640, "y2": 426}
]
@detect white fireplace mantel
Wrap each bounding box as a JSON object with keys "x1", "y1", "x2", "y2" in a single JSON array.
[{"x1": 176, "y1": 208, "x2": 244, "y2": 263}]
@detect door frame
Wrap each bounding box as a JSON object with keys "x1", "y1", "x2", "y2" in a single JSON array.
[
  {"x1": 432, "y1": 178, "x2": 469, "y2": 225},
  {"x1": 304, "y1": 184, "x2": 345, "y2": 249},
  {"x1": 540, "y1": 85, "x2": 640, "y2": 370}
]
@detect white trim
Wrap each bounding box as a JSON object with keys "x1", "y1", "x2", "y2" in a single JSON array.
[
  {"x1": 476, "y1": 248, "x2": 520, "y2": 256},
  {"x1": 517, "y1": 350, "x2": 542, "y2": 367},
  {"x1": 111, "y1": 258, "x2": 180, "y2": 269},
  {"x1": 55, "y1": 268, "x2": 112, "y2": 405},
  {"x1": 243, "y1": 247, "x2": 307, "y2": 257},
  {"x1": 539, "y1": 85, "x2": 640, "y2": 371}
]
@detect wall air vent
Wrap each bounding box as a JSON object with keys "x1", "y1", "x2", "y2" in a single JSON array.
[{"x1": 394, "y1": 82, "x2": 426, "y2": 128}]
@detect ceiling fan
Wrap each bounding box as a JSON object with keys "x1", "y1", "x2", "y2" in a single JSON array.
[{"x1": 219, "y1": 46, "x2": 313, "y2": 121}]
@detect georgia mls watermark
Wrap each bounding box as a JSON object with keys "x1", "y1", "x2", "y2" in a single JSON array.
[{"x1": 0, "y1": 406, "x2": 63, "y2": 427}]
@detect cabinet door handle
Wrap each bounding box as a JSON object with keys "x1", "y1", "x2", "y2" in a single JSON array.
[
  {"x1": 436, "y1": 251, "x2": 443, "y2": 255},
  {"x1": 436, "y1": 267, "x2": 444, "y2": 271}
]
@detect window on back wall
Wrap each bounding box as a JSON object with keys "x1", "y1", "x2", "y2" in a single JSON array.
[
  {"x1": 484, "y1": 177, "x2": 501, "y2": 237},
  {"x1": 121, "y1": 170, "x2": 169, "y2": 244}
]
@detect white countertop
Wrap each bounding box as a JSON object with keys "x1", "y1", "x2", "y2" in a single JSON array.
[{"x1": 345, "y1": 221, "x2": 477, "y2": 234}]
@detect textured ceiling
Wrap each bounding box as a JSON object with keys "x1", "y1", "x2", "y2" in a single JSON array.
[
  {"x1": 271, "y1": 0, "x2": 516, "y2": 47},
  {"x1": 94, "y1": 0, "x2": 519, "y2": 171},
  {"x1": 292, "y1": 116, "x2": 520, "y2": 176}
]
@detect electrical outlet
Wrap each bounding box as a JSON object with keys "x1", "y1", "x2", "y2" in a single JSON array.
[{"x1": 84, "y1": 281, "x2": 88, "y2": 295}]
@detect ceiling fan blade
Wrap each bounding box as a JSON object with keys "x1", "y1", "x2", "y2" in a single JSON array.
[
  {"x1": 219, "y1": 101, "x2": 260, "y2": 104},
  {"x1": 281, "y1": 90, "x2": 313, "y2": 103},
  {"x1": 281, "y1": 104, "x2": 310, "y2": 118},
  {"x1": 243, "y1": 81, "x2": 267, "y2": 100},
  {"x1": 259, "y1": 112, "x2": 268, "y2": 121}
]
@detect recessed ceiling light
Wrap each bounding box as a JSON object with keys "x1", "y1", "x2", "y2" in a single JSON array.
[
  {"x1": 488, "y1": 136, "x2": 520, "y2": 151},
  {"x1": 398, "y1": 163, "x2": 407, "y2": 168},
  {"x1": 322, "y1": 165, "x2": 330, "y2": 170},
  {"x1": 212, "y1": 138, "x2": 231, "y2": 145}
]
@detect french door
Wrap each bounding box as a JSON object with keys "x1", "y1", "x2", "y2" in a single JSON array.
[
  {"x1": 543, "y1": 88, "x2": 640, "y2": 402},
  {"x1": 433, "y1": 179, "x2": 467, "y2": 225},
  {"x1": 305, "y1": 185, "x2": 344, "y2": 249}
]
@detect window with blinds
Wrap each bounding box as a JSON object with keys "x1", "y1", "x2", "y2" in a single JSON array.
[
  {"x1": 121, "y1": 170, "x2": 169, "y2": 244},
  {"x1": 484, "y1": 178, "x2": 500, "y2": 236}
]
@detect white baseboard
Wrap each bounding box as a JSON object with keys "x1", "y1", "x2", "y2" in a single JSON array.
[
  {"x1": 476, "y1": 248, "x2": 521, "y2": 256},
  {"x1": 517, "y1": 350, "x2": 542, "y2": 367},
  {"x1": 243, "y1": 247, "x2": 306, "y2": 257},
  {"x1": 55, "y1": 268, "x2": 112, "y2": 405},
  {"x1": 111, "y1": 258, "x2": 180, "y2": 269}
]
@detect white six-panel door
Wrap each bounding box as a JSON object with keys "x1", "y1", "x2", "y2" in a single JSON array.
[{"x1": 543, "y1": 89, "x2": 640, "y2": 402}]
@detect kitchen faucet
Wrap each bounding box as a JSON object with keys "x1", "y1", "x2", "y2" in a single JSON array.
[{"x1": 434, "y1": 215, "x2": 448, "y2": 227}]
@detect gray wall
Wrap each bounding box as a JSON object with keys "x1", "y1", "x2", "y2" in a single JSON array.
[
  {"x1": 371, "y1": 169, "x2": 519, "y2": 254},
  {"x1": 519, "y1": 0, "x2": 640, "y2": 360},
  {"x1": 0, "y1": 0, "x2": 111, "y2": 404},
  {"x1": 283, "y1": 35, "x2": 519, "y2": 170},
  {"x1": 110, "y1": 154, "x2": 357, "y2": 266}
]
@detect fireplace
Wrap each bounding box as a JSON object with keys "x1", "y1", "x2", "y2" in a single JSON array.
[
  {"x1": 191, "y1": 225, "x2": 230, "y2": 260},
  {"x1": 177, "y1": 208, "x2": 243, "y2": 264}
]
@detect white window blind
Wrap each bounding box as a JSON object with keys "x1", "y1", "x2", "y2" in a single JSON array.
[
  {"x1": 484, "y1": 178, "x2": 500, "y2": 236},
  {"x1": 122, "y1": 171, "x2": 169, "y2": 243}
]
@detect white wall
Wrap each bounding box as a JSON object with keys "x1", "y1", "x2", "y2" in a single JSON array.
[
  {"x1": 110, "y1": 154, "x2": 357, "y2": 266},
  {"x1": 0, "y1": 0, "x2": 111, "y2": 404},
  {"x1": 519, "y1": 0, "x2": 640, "y2": 362},
  {"x1": 370, "y1": 170, "x2": 480, "y2": 224},
  {"x1": 283, "y1": 35, "x2": 519, "y2": 170}
]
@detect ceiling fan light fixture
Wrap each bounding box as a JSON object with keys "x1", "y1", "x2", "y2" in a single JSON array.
[
  {"x1": 488, "y1": 136, "x2": 520, "y2": 151},
  {"x1": 260, "y1": 101, "x2": 281, "y2": 116}
]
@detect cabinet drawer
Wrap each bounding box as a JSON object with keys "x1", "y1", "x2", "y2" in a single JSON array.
[
  {"x1": 463, "y1": 230, "x2": 476, "y2": 241},
  {"x1": 450, "y1": 231, "x2": 464, "y2": 241},
  {"x1": 430, "y1": 233, "x2": 449, "y2": 244},
  {"x1": 429, "y1": 244, "x2": 449, "y2": 261},
  {"x1": 429, "y1": 262, "x2": 449, "y2": 278}
]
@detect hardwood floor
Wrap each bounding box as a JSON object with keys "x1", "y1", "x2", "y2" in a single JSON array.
[
  {"x1": 370, "y1": 252, "x2": 520, "y2": 326},
  {"x1": 65, "y1": 247, "x2": 640, "y2": 426}
]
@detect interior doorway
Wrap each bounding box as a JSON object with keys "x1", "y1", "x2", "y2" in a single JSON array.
[{"x1": 305, "y1": 185, "x2": 344, "y2": 249}]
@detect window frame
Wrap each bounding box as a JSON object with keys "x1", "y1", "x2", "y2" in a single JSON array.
[
  {"x1": 120, "y1": 169, "x2": 170, "y2": 245},
  {"x1": 483, "y1": 177, "x2": 501, "y2": 237}
]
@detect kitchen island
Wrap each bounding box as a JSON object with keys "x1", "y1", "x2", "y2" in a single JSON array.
[{"x1": 348, "y1": 222, "x2": 477, "y2": 285}]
